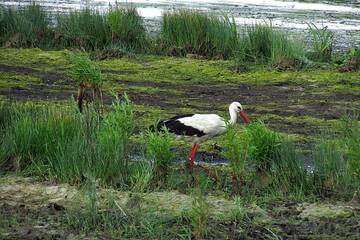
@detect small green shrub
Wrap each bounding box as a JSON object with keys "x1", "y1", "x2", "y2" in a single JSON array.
[
  {"x1": 69, "y1": 52, "x2": 102, "y2": 86},
  {"x1": 307, "y1": 23, "x2": 333, "y2": 62},
  {"x1": 160, "y1": 9, "x2": 239, "y2": 58},
  {"x1": 245, "y1": 122, "x2": 282, "y2": 172},
  {"x1": 107, "y1": 7, "x2": 148, "y2": 51},
  {"x1": 145, "y1": 129, "x2": 173, "y2": 185}
]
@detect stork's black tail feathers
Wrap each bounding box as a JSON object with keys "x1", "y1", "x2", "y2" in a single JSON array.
[{"x1": 148, "y1": 114, "x2": 195, "y2": 133}]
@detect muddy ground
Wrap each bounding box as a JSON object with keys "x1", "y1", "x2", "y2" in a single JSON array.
[
  {"x1": 0, "y1": 176, "x2": 360, "y2": 239},
  {"x1": 0, "y1": 62, "x2": 359, "y2": 138}
]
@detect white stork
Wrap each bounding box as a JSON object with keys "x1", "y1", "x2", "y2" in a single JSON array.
[{"x1": 154, "y1": 102, "x2": 250, "y2": 174}]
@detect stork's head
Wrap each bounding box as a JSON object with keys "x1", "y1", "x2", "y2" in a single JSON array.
[{"x1": 229, "y1": 102, "x2": 250, "y2": 124}]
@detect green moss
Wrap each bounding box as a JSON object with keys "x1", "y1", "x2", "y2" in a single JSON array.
[
  {"x1": 298, "y1": 203, "x2": 354, "y2": 219},
  {"x1": 0, "y1": 72, "x2": 41, "y2": 89},
  {"x1": 0, "y1": 48, "x2": 70, "y2": 71}
]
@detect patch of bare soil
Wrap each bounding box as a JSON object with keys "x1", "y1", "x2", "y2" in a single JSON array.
[{"x1": 269, "y1": 201, "x2": 360, "y2": 239}]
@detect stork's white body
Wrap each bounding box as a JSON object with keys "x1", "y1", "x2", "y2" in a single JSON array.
[{"x1": 174, "y1": 114, "x2": 227, "y2": 144}]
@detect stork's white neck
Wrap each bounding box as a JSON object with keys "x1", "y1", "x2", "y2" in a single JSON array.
[{"x1": 229, "y1": 107, "x2": 238, "y2": 125}]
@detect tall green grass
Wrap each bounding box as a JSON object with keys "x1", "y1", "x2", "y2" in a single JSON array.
[
  {"x1": 160, "y1": 10, "x2": 239, "y2": 58},
  {"x1": 56, "y1": 9, "x2": 111, "y2": 50},
  {"x1": 145, "y1": 129, "x2": 173, "y2": 186},
  {"x1": 307, "y1": 23, "x2": 333, "y2": 62},
  {"x1": 338, "y1": 112, "x2": 360, "y2": 182},
  {"x1": 244, "y1": 121, "x2": 282, "y2": 173},
  {"x1": 223, "y1": 125, "x2": 250, "y2": 193},
  {"x1": 238, "y1": 23, "x2": 305, "y2": 66},
  {"x1": 0, "y1": 96, "x2": 135, "y2": 186},
  {"x1": 107, "y1": 7, "x2": 148, "y2": 51},
  {"x1": 272, "y1": 140, "x2": 308, "y2": 197},
  {"x1": 313, "y1": 138, "x2": 349, "y2": 197},
  {"x1": 0, "y1": 4, "x2": 52, "y2": 47}
]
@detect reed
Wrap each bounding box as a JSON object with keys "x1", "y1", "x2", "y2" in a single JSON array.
[{"x1": 160, "y1": 9, "x2": 239, "y2": 58}]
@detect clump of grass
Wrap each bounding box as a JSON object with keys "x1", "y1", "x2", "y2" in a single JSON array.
[
  {"x1": 0, "y1": 4, "x2": 52, "y2": 47},
  {"x1": 0, "y1": 103, "x2": 79, "y2": 173},
  {"x1": 245, "y1": 122, "x2": 282, "y2": 173},
  {"x1": 223, "y1": 125, "x2": 250, "y2": 194},
  {"x1": 307, "y1": 23, "x2": 333, "y2": 62},
  {"x1": 130, "y1": 160, "x2": 154, "y2": 193},
  {"x1": 187, "y1": 186, "x2": 210, "y2": 240},
  {"x1": 70, "y1": 52, "x2": 102, "y2": 86},
  {"x1": 313, "y1": 138, "x2": 349, "y2": 197},
  {"x1": 107, "y1": 7, "x2": 148, "y2": 52},
  {"x1": 56, "y1": 9, "x2": 111, "y2": 50},
  {"x1": 1, "y1": 96, "x2": 135, "y2": 186},
  {"x1": 339, "y1": 47, "x2": 360, "y2": 72},
  {"x1": 0, "y1": 102, "x2": 14, "y2": 131},
  {"x1": 145, "y1": 129, "x2": 173, "y2": 187},
  {"x1": 160, "y1": 9, "x2": 239, "y2": 58},
  {"x1": 96, "y1": 94, "x2": 134, "y2": 184},
  {"x1": 272, "y1": 139, "x2": 308, "y2": 197},
  {"x1": 338, "y1": 112, "x2": 360, "y2": 181},
  {"x1": 239, "y1": 23, "x2": 305, "y2": 67}
]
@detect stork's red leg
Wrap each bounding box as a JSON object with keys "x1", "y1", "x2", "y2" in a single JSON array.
[
  {"x1": 187, "y1": 144, "x2": 217, "y2": 180},
  {"x1": 188, "y1": 144, "x2": 198, "y2": 173}
]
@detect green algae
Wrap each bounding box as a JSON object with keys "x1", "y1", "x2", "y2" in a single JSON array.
[{"x1": 298, "y1": 203, "x2": 355, "y2": 219}]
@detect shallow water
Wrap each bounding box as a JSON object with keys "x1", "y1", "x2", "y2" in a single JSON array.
[{"x1": 1, "y1": 0, "x2": 359, "y2": 50}]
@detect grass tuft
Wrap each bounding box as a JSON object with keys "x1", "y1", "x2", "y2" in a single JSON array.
[
  {"x1": 223, "y1": 125, "x2": 250, "y2": 194},
  {"x1": 69, "y1": 52, "x2": 103, "y2": 86},
  {"x1": 160, "y1": 9, "x2": 239, "y2": 58},
  {"x1": 238, "y1": 23, "x2": 305, "y2": 67},
  {"x1": 107, "y1": 7, "x2": 148, "y2": 52},
  {"x1": 245, "y1": 121, "x2": 282, "y2": 173},
  {"x1": 307, "y1": 23, "x2": 333, "y2": 62},
  {"x1": 56, "y1": 9, "x2": 111, "y2": 50},
  {"x1": 0, "y1": 4, "x2": 52, "y2": 48},
  {"x1": 145, "y1": 129, "x2": 173, "y2": 187}
]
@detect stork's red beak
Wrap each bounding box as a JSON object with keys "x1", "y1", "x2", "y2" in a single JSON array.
[{"x1": 239, "y1": 111, "x2": 250, "y2": 124}]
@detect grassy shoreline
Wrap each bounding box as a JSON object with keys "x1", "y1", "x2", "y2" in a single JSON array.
[{"x1": 1, "y1": 4, "x2": 359, "y2": 71}]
